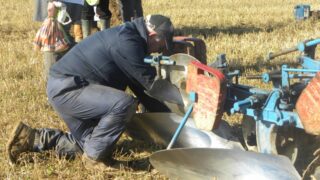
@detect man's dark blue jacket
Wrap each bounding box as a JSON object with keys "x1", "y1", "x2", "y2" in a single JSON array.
[{"x1": 50, "y1": 17, "x2": 156, "y2": 91}]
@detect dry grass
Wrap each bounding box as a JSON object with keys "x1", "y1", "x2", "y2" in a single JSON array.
[{"x1": 1, "y1": 0, "x2": 320, "y2": 179}]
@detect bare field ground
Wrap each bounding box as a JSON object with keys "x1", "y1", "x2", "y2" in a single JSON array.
[{"x1": 1, "y1": 0, "x2": 320, "y2": 179}]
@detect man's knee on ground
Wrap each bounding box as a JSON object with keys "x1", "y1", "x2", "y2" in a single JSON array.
[{"x1": 111, "y1": 95, "x2": 137, "y2": 117}]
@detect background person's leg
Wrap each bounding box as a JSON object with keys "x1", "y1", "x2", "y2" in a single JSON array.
[
  {"x1": 96, "y1": 0, "x2": 111, "y2": 30},
  {"x1": 118, "y1": 0, "x2": 134, "y2": 22},
  {"x1": 73, "y1": 22, "x2": 83, "y2": 43},
  {"x1": 81, "y1": 1, "x2": 94, "y2": 38},
  {"x1": 66, "y1": 3, "x2": 83, "y2": 43},
  {"x1": 43, "y1": 51, "x2": 67, "y2": 80},
  {"x1": 134, "y1": 0, "x2": 143, "y2": 18},
  {"x1": 43, "y1": 52, "x2": 58, "y2": 80}
]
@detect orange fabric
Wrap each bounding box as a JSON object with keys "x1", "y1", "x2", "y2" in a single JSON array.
[{"x1": 33, "y1": 18, "x2": 70, "y2": 52}]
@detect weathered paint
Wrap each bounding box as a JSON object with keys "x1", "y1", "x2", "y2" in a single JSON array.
[
  {"x1": 186, "y1": 60, "x2": 226, "y2": 131},
  {"x1": 296, "y1": 72, "x2": 320, "y2": 135}
]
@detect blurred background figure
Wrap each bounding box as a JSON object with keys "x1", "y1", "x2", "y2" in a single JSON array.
[
  {"x1": 81, "y1": 0, "x2": 111, "y2": 38},
  {"x1": 118, "y1": 0, "x2": 143, "y2": 22},
  {"x1": 66, "y1": 3, "x2": 83, "y2": 43},
  {"x1": 34, "y1": 0, "x2": 83, "y2": 43},
  {"x1": 33, "y1": 0, "x2": 48, "y2": 22},
  {"x1": 33, "y1": 0, "x2": 84, "y2": 80}
]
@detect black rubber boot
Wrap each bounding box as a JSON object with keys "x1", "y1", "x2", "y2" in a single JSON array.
[
  {"x1": 99, "y1": 19, "x2": 110, "y2": 31},
  {"x1": 81, "y1": 20, "x2": 91, "y2": 38}
]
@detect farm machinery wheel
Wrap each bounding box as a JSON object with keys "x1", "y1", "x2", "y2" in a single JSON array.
[
  {"x1": 302, "y1": 148, "x2": 320, "y2": 179},
  {"x1": 241, "y1": 116, "x2": 257, "y2": 152},
  {"x1": 256, "y1": 120, "x2": 320, "y2": 175},
  {"x1": 241, "y1": 116, "x2": 301, "y2": 160}
]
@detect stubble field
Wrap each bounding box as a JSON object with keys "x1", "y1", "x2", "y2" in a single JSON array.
[{"x1": 1, "y1": 0, "x2": 320, "y2": 179}]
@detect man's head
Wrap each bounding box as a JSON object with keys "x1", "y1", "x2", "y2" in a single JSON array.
[{"x1": 145, "y1": 14, "x2": 174, "y2": 54}]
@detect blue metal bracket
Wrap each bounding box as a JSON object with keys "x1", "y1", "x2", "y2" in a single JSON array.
[
  {"x1": 300, "y1": 56, "x2": 320, "y2": 70},
  {"x1": 144, "y1": 55, "x2": 175, "y2": 66},
  {"x1": 242, "y1": 90, "x2": 304, "y2": 129},
  {"x1": 297, "y1": 39, "x2": 320, "y2": 51},
  {"x1": 167, "y1": 92, "x2": 197, "y2": 149},
  {"x1": 281, "y1": 65, "x2": 290, "y2": 89}
]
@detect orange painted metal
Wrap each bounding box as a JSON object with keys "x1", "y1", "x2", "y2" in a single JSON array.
[
  {"x1": 186, "y1": 60, "x2": 227, "y2": 131},
  {"x1": 296, "y1": 72, "x2": 320, "y2": 135}
]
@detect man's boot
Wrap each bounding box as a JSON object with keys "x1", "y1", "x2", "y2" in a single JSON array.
[
  {"x1": 6, "y1": 121, "x2": 38, "y2": 165},
  {"x1": 82, "y1": 153, "x2": 125, "y2": 171},
  {"x1": 99, "y1": 19, "x2": 110, "y2": 31},
  {"x1": 91, "y1": 21, "x2": 99, "y2": 34},
  {"x1": 81, "y1": 20, "x2": 91, "y2": 39},
  {"x1": 73, "y1": 24, "x2": 83, "y2": 43}
]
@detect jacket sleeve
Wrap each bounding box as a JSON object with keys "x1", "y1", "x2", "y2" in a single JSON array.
[{"x1": 113, "y1": 30, "x2": 156, "y2": 90}]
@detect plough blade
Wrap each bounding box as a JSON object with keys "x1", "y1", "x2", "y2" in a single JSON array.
[
  {"x1": 128, "y1": 113, "x2": 243, "y2": 149},
  {"x1": 150, "y1": 148, "x2": 301, "y2": 180}
]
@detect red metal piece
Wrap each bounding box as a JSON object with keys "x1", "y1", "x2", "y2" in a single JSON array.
[
  {"x1": 296, "y1": 72, "x2": 320, "y2": 135},
  {"x1": 163, "y1": 36, "x2": 207, "y2": 64},
  {"x1": 186, "y1": 60, "x2": 227, "y2": 131}
]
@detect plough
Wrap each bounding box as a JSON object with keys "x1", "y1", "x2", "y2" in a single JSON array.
[
  {"x1": 130, "y1": 37, "x2": 320, "y2": 179},
  {"x1": 217, "y1": 38, "x2": 320, "y2": 178}
]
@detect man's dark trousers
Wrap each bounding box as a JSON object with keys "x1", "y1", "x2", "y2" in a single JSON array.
[{"x1": 35, "y1": 75, "x2": 137, "y2": 161}]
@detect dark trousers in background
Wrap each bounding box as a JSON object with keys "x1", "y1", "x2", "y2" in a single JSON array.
[
  {"x1": 34, "y1": 76, "x2": 137, "y2": 161},
  {"x1": 118, "y1": 0, "x2": 143, "y2": 22},
  {"x1": 66, "y1": 2, "x2": 82, "y2": 25},
  {"x1": 43, "y1": 51, "x2": 67, "y2": 80},
  {"x1": 82, "y1": 0, "x2": 111, "y2": 20}
]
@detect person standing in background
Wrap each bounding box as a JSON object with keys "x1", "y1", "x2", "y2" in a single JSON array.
[
  {"x1": 34, "y1": 0, "x2": 83, "y2": 43},
  {"x1": 118, "y1": 0, "x2": 143, "y2": 22},
  {"x1": 33, "y1": 0, "x2": 49, "y2": 22},
  {"x1": 66, "y1": 2, "x2": 83, "y2": 43},
  {"x1": 81, "y1": 0, "x2": 111, "y2": 38},
  {"x1": 33, "y1": 0, "x2": 84, "y2": 79}
]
